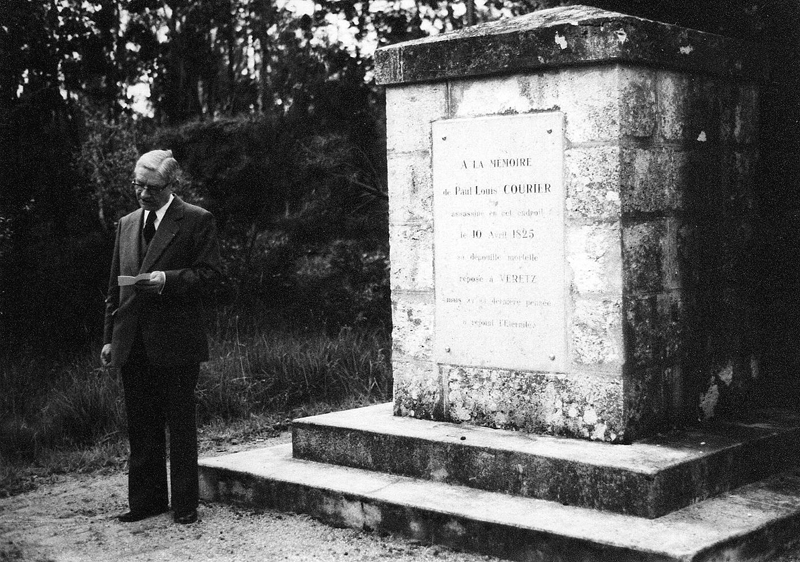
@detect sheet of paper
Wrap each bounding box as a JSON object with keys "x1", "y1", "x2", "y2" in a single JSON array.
[{"x1": 118, "y1": 273, "x2": 151, "y2": 286}]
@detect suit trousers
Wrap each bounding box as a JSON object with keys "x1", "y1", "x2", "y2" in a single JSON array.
[{"x1": 121, "y1": 333, "x2": 200, "y2": 514}]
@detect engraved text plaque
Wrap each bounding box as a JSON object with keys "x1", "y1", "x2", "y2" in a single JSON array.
[{"x1": 432, "y1": 113, "x2": 566, "y2": 372}]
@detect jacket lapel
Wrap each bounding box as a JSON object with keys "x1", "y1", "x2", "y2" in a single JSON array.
[
  {"x1": 139, "y1": 197, "x2": 184, "y2": 273},
  {"x1": 121, "y1": 209, "x2": 144, "y2": 275}
]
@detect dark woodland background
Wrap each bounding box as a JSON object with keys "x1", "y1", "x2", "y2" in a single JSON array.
[{"x1": 2, "y1": 0, "x2": 800, "y2": 465}]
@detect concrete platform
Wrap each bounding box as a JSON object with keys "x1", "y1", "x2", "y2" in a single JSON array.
[
  {"x1": 292, "y1": 403, "x2": 800, "y2": 518},
  {"x1": 199, "y1": 443, "x2": 800, "y2": 562}
]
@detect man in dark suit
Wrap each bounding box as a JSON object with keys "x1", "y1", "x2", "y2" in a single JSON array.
[{"x1": 100, "y1": 149, "x2": 221, "y2": 524}]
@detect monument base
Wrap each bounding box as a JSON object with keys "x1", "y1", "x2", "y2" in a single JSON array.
[{"x1": 199, "y1": 404, "x2": 800, "y2": 560}]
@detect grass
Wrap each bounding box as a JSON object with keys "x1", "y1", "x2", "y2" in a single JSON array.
[
  {"x1": 201, "y1": 322, "x2": 391, "y2": 422},
  {"x1": 0, "y1": 317, "x2": 392, "y2": 498}
]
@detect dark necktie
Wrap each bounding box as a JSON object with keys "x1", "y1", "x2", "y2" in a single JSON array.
[{"x1": 143, "y1": 211, "x2": 156, "y2": 245}]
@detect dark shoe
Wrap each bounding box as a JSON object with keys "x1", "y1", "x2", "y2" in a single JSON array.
[
  {"x1": 118, "y1": 507, "x2": 169, "y2": 523},
  {"x1": 173, "y1": 509, "x2": 198, "y2": 524}
]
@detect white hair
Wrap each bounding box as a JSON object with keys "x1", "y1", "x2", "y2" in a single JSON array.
[{"x1": 135, "y1": 149, "x2": 180, "y2": 183}]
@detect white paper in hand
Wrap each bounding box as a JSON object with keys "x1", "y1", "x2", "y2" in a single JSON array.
[{"x1": 118, "y1": 273, "x2": 152, "y2": 286}]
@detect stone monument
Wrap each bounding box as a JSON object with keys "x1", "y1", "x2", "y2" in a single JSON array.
[
  {"x1": 200, "y1": 8, "x2": 800, "y2": 559},
  {"x1": 378, "y1": 4, "x2": 763, "y2": 442}
]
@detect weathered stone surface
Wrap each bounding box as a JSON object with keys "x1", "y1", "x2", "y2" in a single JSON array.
[
  {"x1": 566, "y1": 223, "x2": 623, "y2": 296},
  {"x1": 571, "y1": 297, "x2": 623, "y2": 368},
  {"x1": 620, "y1": 147, "x2": 687, "y2": 214},
  {"x1": 448, "y1": 74, "x2": 539, "y2": 118},
  {"x1": 622, "y1": 219, "x2": 669, "y2": 294},
  {"x1": 658, "y1": 74, "x2": 760, "y2": 147},
  {"x1": 565, "y1": 145, "x2": 622, "y2": 219},
  {"x1": 392, "y1": 360, "x2": 442, "y2": 420},
  {"x1": 201, "y1": 439, "x2": 800, "y2": 561},
  {"x1": 624, "y1": 365, "x2": 670, "y2": 437},
  {"x1": 445, "y1": 367, "x2": 624, "y2": 441},
  {"x1": 387, "y1": 151, "x2": 433, "y2": 225},
  {"x1": 624, "y1": 292, "x2": 684, "y2": 369},
  {"x1": 547, "y1": 67, "x2": 623, "y2": 143},
  {"x1": 683, "y1": 77, "x2": 729, "y2": 145},
  {"x1": 388, "y1": 223, "x2": 433, "y2": 291},
  {"x1": 656, "y1": 71, "x2": 691, "y2": 142},
  {"x1": 391, "y1": 293, "x2": 434, "y2": 360},
  {"x1": 289, "y1": 404, "x2": 800, "y2": 516},
  {"x1": 375, "y1": 5, "x2": 765, "y2": 86},
  {"x1": 732, "y1": 84, "x2": 759, "y2": 144},
  {"x1": 620, "y1": 67, "x2": 657, "y2": 138},
  {"x1": 386, "y1": 83, "x2": 447, "y2": 154},
  {"x1": 724, "y1": 149, "x2": 758, "y2": 216},
  {"x1": 449, "y1": 67, "x2": 622, "y2": 143},
  {"x1": 680, "y1": 149, "x2": 725, "y2": 216}
]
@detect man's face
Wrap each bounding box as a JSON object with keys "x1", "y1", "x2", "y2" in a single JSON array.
[{"x1": 133, "y1": 167, "x2": 172, "y2": 211}]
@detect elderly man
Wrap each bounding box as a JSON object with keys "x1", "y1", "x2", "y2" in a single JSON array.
[{"x1": 101, "y1": 150, "x2": 221, "y2": 524}]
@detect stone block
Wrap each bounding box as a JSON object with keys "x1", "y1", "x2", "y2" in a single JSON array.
[
  {"x1": 566, "y1": 223, "x2": 623, "y2": 296},
  {"x1": 445, "y1": 366, "x2": 624, "y2": 441},
  {"x1": 391, "y1": 292, "x2": 435, "y2": 360},
  {"x1": 685, "y1": 77, "x2": 727, "y2": 146},
  {"x1": 448, "y1": 74, "x2": 540, "y2": 118},
  {"x1": 658, "y1": 74, "x2": 741, "y2": 146},
  {"x1": 624, "y1": 292, "x2": 684, "y2": 369},
  {"x1": 723, "y1": 149, "x2": 757, "y2": 217},
  {"x1": 620, "y1": 147, "x2": 687, "y2": 214},
  {"x1": 624, "y1": 365, "x2": 669, "y2": 438},
  {"x1": 571, "y1": 297, "x2": 623, "y2": 368},
  {"x1": 657, "y1": 71, "x2": 690, "y2": 142},
  {"x1": 622, "y1": 219, "x2": 667, "y2": 295},
  {"x1": 682, "y1": 149, "x2": 725, "y2": 216},
  {"x1": 386, "y1": 83, "x2": 448, "y2": 154},
  {"x1": 732, "y1": 84, "x2": 759, "y2": 145},
  {"x1": 663, "y1": 218, "x2": 682, "y2": 291},
  {"x1": 620, "y1": 67, "x2": 657, "y2": 138},
  {"x1": 388, "y1": 223, "x2": 433, "y2": 291},
  {"x1": 679, "y1": 217, "x2": 753, "y2": 295},
  {"x1": 555, "y1": 67, "x2": 622, "y2": 143},
  {"x1": 450, "y1": 68, "x2": 622, "y2": 143},
  {"x1": 621, "y1": 216, "x2": 682, "y2": 294},
  {"x1": 393, "y1": 360, "x2": 443, "y2": 420},
  {"x1": 564, "y1": 145, "x2": 622, "y2": 220},
  {"x1": 387, "y1": 151, "x2": 433, "y2": 225}
]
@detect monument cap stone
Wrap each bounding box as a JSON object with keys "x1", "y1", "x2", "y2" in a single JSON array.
[{"x1": 376, "y1": 5, "x2": 766, "y2": 86}]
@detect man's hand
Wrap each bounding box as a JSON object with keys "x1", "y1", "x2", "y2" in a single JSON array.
[
  {"x1": 135, "y1": 271, "x2": 166, "y2": 294},
  {"x1": 101, "y1": 343, "x2": 112, "y2": 367}
]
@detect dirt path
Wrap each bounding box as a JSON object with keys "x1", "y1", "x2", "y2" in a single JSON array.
[{"x1": 0, "y1": 434, "x2": 500, "y2": 562}]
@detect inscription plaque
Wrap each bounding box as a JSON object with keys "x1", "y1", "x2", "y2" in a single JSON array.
[{"x1": 432, "y1": 113, "x2": 566, "y2": 372}]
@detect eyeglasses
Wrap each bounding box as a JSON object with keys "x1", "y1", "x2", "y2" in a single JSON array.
[{"x1": 131, "y1": 180, "x2": 171, "y2": 193}]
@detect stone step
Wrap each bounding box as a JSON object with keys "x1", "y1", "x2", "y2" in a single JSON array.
[
  {"x1": 292, "y1": 403, "x2": 800, "y2": 518},
  {"x1": 199, "y1": 443, "x2": 800, "y2": 562}
]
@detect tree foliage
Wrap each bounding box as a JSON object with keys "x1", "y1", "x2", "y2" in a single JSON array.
[{"x1": 2, "y1": 0, "x2": 800, "y2": 354}]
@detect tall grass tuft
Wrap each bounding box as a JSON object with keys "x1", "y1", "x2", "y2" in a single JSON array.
[
  {"x1": 0, "y1": 352, "x2": 125, "y2": 459},
  {"x1": 199, "y1": 323, "x2": 391, "y2": 423}
]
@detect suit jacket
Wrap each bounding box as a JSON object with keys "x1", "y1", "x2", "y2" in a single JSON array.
[{"x1": 104, "y1": 196, "x2": 222, "y2": 367}]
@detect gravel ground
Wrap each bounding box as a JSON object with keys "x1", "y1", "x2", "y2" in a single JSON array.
[
  {"x1": 0, "y1": 433, "x2": 501, "y2": 562},
  {"x1": 2, "y1": 432, "x2": 800, "y2": 562}
]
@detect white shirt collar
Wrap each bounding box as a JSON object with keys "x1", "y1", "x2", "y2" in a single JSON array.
[{"x1": 144, "y1": 194, "x2": 174, "y2": 229}]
